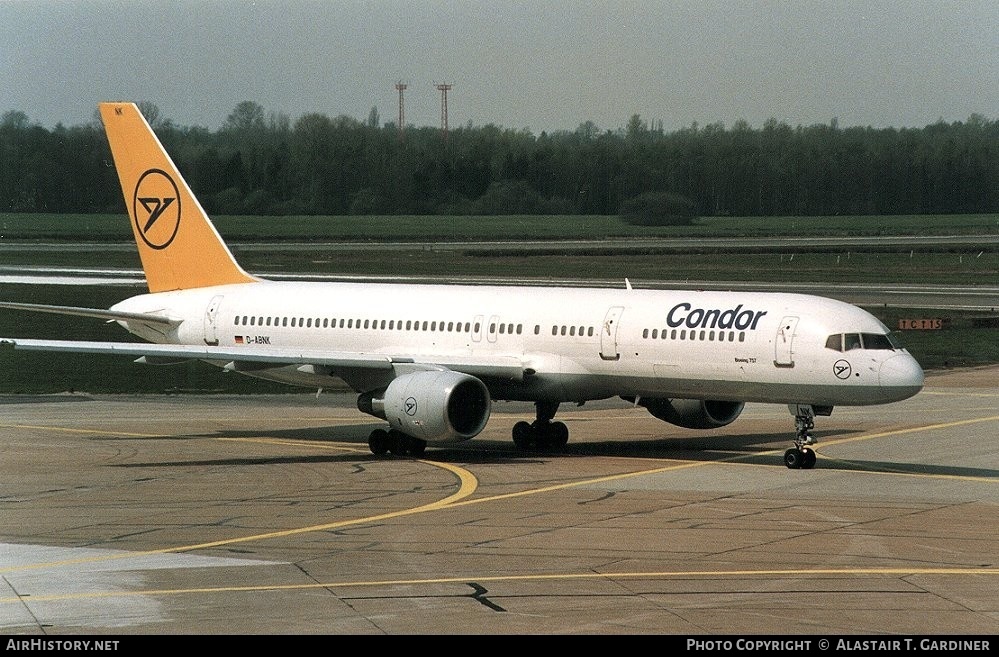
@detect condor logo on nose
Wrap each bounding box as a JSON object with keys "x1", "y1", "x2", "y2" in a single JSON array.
[{"x1": 666, "y1": 303, "x2": 768, "y2": 330}]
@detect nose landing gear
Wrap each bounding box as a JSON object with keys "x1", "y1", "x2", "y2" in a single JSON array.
[{"x1": 784, "y1": 404, "x2": 830, "y2": 469}]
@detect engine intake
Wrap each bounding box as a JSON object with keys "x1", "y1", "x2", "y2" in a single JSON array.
[
  {"x1": 358, "y1": 370, "x2": 491, "y2": 443},
  {"x1": 637, "y1": 398, "x2": 744, "y2": 429}
]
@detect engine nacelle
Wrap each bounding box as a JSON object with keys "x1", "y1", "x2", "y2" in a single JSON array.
[
  {"x1": 638, "y1": 398, "x2": 744, "y2": 429},
  {"x1": 357, "y1": 370, "x2": 491, "y2": 443}
]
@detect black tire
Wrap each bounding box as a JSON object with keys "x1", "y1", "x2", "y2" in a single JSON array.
[
  {"x1": 512, "y1": 421, "x2": 534, "y2": 448},
  {"x1": 801, "y1": 448, "x2": 816, "y2": 469},
  {"x1": 387, "y1": 429, "x2": 407, "y2": 455},
  {"x1": 409, "y1": 438, "x2": 427, "y2": 457},
  {"x1": 368, "y1": 429, "x2": 389, "y2": 455},
  {"x1": 784, "y1": 448, "x2": 802, "y2": 469},
  {"x1": 550, "y1": 421, "x2": 569, "y2": 447}
]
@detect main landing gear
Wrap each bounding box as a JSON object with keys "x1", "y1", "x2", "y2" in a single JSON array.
[
  {"x1": 512, "y1": 401, "x2": 569, "y2": 449},
  {"x1": 784, "y1": 404, "x2": 819, "y2": 469},
  {"x1": 368, "y1": 428, "x2": 427, "y2": 457}
]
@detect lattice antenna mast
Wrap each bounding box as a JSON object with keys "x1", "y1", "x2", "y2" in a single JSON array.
[
  {"x1": 395, "y1": 81, "x2": 407, "y2": 137},
  {"x1": 436, "y1": 82, "x2": 452, "y2": 140}
]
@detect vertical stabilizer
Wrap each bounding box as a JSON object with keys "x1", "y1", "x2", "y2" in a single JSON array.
[{"x1": 99, "y1": 102, "x2": 257, "y2": 292}]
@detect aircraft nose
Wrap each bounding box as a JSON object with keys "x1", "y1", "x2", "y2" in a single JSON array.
[{"x1": 879, "y1": 353, "x2": 924, "y2": 401}]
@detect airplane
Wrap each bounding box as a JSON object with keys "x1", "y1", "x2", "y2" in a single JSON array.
[{"x1": 0, "y1": 102, "x2": 924, "y2": 469}]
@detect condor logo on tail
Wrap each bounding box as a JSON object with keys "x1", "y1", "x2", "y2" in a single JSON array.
[{"x1": 133, "y1": 168, "x2": 180, "y2": 250}]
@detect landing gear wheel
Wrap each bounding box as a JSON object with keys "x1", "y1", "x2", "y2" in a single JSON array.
[
  {"x1": 387, "y1": 429, "x2": 406, "y2": 456},
  {"x1": 549, "y1": 421, "x2": 569, "y2": 447},
  {"x1": 784, "y1": 447, "x2": 817, "y2": 470},
  {"x1": 384, "y1": 429, "x2": 426, "y2": 457},
  {"x1": 512, "y1": 421, "x2": 533, "y2": 448},
  {"x1": 408, "y1": 438, "x2": 427, "y2": 457},
  {"x1": 511, "y1": 402, "x2": 571, "y2": 450},
  {"x1": 368, "y1": 429, "x2": 390, "y2": 455}
]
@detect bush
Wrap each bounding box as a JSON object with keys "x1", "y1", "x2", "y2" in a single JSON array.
[{"x1": 619, "y1": 192, "x2": 697, "y2": 226}]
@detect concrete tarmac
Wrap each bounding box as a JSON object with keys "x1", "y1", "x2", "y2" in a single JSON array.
[{"x1": 0, "y1": 367, "x2": 997, "y2": 635}]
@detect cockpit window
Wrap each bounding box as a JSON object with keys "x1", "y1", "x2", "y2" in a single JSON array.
[
  {"x1": 861, "y1": 333, "x2": 895, "y2": 350},
  {"x1": 825, "y1": 331, "x2": 902, "y2": 352},
  {"x1": 844, "y1": 333, "x2": 862, "y2": 350}
]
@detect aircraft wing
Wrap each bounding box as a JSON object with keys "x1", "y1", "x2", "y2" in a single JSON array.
[{"x1": 0, "y1": 338, "x2": 527, "y2": 382}]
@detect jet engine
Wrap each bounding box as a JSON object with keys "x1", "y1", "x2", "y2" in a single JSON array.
[
  {"x1": 637, "y1": 398, "x2": 744, "y2": 429},
  {"x1": 357, "y1": 370, "x2": 491, "y2": 443}
]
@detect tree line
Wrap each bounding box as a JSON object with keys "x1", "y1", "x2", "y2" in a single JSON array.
[{"x1": 2, "y1": 101, "x2": 997, "y2": 217}]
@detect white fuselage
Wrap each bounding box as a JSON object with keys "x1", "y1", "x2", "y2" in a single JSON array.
[{"x1": 113, "y1": 280, "x2": 925, "y2": 407}]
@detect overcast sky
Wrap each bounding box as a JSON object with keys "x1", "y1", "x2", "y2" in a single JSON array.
[{"x1": 3, "y1": 0, "x2": 996, "y2": 133}]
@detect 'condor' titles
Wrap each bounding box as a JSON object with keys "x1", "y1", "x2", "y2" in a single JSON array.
[{"x1": 666, "y1": 303, "x2": 768, "y2": 331}]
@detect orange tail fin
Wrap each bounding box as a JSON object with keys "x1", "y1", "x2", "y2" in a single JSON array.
[{"x1": 99, "y1": 102, "x2": 256, "y2": 293}]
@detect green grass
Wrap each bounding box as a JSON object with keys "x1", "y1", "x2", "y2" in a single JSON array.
[
  {"x1": 3, "y1": 244, "x2": 995, "y2": 286},
  {"x1": 3, "y1": 212, "x2": 999, "y2": 242}
]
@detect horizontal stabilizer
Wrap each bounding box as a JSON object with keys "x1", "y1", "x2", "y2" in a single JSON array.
[{"x1": 0, "y1": 301, "x2": 181, "y2": 326}]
